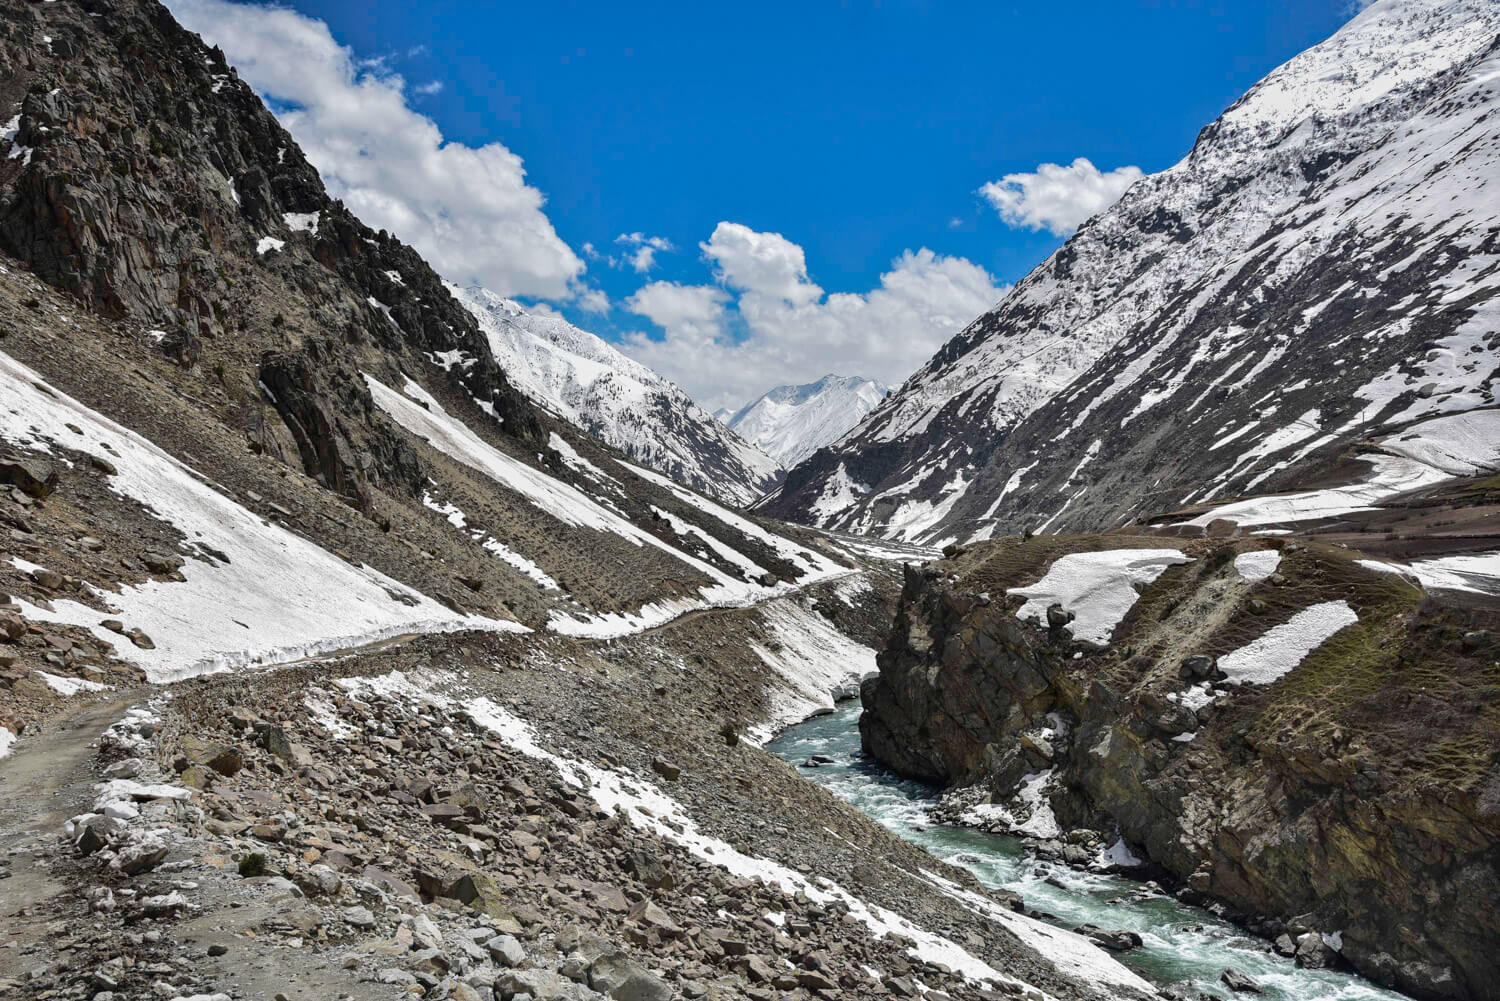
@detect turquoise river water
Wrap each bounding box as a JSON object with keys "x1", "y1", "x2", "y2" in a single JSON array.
[{"x1": 765, "y1": 700, "x2": 1409, "y2": 1001}]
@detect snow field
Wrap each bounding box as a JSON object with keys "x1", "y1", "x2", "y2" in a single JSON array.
[{"x1": 0, "y1": 352, "x2": 518, "y2": 683}]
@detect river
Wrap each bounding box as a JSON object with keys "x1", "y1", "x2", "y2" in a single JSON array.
[{"x1": 766, "y1": 699, "x2": 1408, "y2": 1001}]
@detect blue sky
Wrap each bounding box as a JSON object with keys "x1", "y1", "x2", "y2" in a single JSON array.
[{"x1": 172, "y1": 0, "x2": 1361, "y2": 409}]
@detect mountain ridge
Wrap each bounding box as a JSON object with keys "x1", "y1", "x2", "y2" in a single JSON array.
[
  {"x1": 450, "y1": 284, "x2": 783, "y2": 507},
  {"x1": 761, "y1": 0, "x2": 1499, "y2": 547}
]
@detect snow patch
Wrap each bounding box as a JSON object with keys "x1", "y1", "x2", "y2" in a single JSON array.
[
  {"x1": 1218, "y1": 600, "x2": 1358, "y2": 685},
  {"x1": 0, "y1": 351, "x2": 517, "y2": 683},
  {"x1": 1233, "y1": 549, "x2": 1282, "y2": 582},
  {"x1": 1008, "y1": 549, "x2": 1192, "y2": 645}
]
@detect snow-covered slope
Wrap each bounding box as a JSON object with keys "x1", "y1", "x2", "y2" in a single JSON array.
[
  {"x1": 763, "y1": 0, "x2": 1500, "y2": 546},
  {"x1": 0, "y1": 352, "x2": 518, "y2": 683},
  {"x1": 451, "y1": 284, "x2": 782, "y2": 507},
  {"x1": 727, "y1": 375, "x2": 890, "y2": 468}
]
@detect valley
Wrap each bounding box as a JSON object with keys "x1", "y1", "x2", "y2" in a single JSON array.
[{"x1": 1, "y1": 0, "x2": 1497, "y2": 1000}]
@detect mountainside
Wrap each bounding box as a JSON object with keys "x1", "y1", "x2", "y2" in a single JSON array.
[
  {"x1": 452, "y1": 284, "x2": 783, "y2": 507},
  {"x1": 0, "y1": 4, "x2": 1168, "y2": 1001},
  {"x1": 726, "y1": 374, "x2": 889, "y2": 468},
  {"x1": 762, "y1": 0, "x2": 1500, "y2": 547}
]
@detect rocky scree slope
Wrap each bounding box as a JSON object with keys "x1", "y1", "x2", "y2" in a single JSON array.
[
  {"x1": 0, "y1": 575, "x2": 1157, "y2": 1001},
  {"x1": 861, "y1": 534, "x2": 1500, "y2": 1001},
  {"x1": 724, "y1": 375, "x2": 889, "y2": 470},
  {"x1": 763, "y1": 0, "x2": 1500, "y2": 546},
  {"x1": 0, "y1": 0, "x2": 855, "y2": 667},
  {"x1": 452, "y1": 284, "x2": 783, "y2": 508}
]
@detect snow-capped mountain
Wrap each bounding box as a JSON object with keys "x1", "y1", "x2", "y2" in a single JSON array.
[
  {"x1": 762, "y1": 0, "x2": 1500, "y2": 545},
  {"x1": 451, "y1": 285, "x2": 783, "y2": 507},
  {"x1": 726, "y1": 375, "x2": 890, "y2": 468}
]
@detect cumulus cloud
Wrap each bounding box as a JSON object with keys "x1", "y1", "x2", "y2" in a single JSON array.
[
  {"x1": 624, "y1": 282, "x2": 729, "y2": 344},
  {"x1": 168, "y1": 0, "x2": 585, "y2": 300},
  {"x1": 622, "y1": 223, "x2": 1006, "y2": 412},
  {"x1": 616, "y1": 233, "x2": 674, "y2": 273},
  {"x1": 701, "y1": 222, "x2": 821, "y2": 306},
  {"x1": 979, "y1": 157, "x2": 1142, "y2": 236}
]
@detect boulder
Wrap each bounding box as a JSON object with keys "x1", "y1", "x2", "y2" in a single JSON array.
[
  {"x1": 589, "y1": 951, "x2": 671, "y2": 1001},
  {"x1": 0, "y1": 456, "x2": 59, "y2": 499},
  {"x1": 649, "y1": 757, "x2": 681, "y2": 781},
  {"x1": 1220, "y1": 968, "x2": 1261, "y2": 994}
]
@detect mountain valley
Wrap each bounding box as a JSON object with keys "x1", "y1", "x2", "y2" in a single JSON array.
[{"x1": 0, "y1": 2, "x2": 1496, "y2": 1001}]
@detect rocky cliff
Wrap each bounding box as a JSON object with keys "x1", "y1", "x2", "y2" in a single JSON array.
[{"x1": 862, "y1": 535, "x2": 1500, "y2": 1001}]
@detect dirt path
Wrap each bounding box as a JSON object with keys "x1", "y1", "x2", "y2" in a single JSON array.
[{"x1": 0, "y1": 691, "x2": 146, "y2": 976}]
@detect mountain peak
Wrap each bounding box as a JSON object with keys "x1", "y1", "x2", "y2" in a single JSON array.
[
  {"x1": 451, "y1": 283, "x2": 783, "y2": 506},
  {"x1": 761, "y1": 0, "x2": 1500, "y2": 545},
  {"x1": 726, "y1": 375, "x2": 890, "y2": 467}
]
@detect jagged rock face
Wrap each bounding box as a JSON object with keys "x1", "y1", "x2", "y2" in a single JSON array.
[
  {"x1": 725, "y1": 375, "x2": 890, "y2": 469},
  {"x1": 453, "y1": 285, "x2": 783, "y2": 507},
  {"x1": 862, "y1": 536, "x2": 1500, "y2": 1001},
  {"x1": 860, "y1": 564, "x2": 1056, "y2": 784},
  {"x1": 0, "y1": 0, "x2": 543, "y2": 501},
  {"x1": 763, "y1": 0, "x2": 1500, "y2": 545}
]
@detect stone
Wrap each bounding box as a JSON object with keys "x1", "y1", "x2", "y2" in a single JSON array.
[
  {"x1": 409, "y1": 914, "x2": 444, "y2": 951},
  {"x1": 1074, "y1": 925, "x2": 1142, "y2": 952},
  {"x1": 1045, "y1": 603, "x2": 1075, "y2": 629},
  {"x1": 30, "y1": 568, "x2": 64, "y2": 590},
  {"x1": 496, "y1": 969, "x2": 596, "y2": 1000},
  {"x1": 1179, "y1": 655, "x2": 1215, "y2": 679},
  {"x1": 0, "y1": 456, "x2": 59, "y2": 499},
  {"x1": 626, "y1": 900, "x2": 681, "y2": 936},
  {"x1": 1294, "y1": 932, "x2": 1337, "y2": 969},
  {"x1": 74, "y1": 816, "x2": 115, "y2": 855},
  {"x1": 624, "y1": 854, "x2": 673, "y2": 891},
  {"x1": 589, "y1": 952, "x2": 671, "y2": 1001},
  {"x1": 1220, "y1": 968, "x2": 1262, "y2": 994},
  {"x1": 179, "y1": 736, "x2": 244, "y2": 776},
  {"x1": 649, "y1": 757, "x2": 681, "y2": 782},
  {"x1": 743, "y1": 956, "x2": 776, "y2": 983},
  {"x1": 486, "y1": 934, "x2": 525, "y2": 967},
  {"x1": 115, "y1": 835, "x2": 168, "y2": 875},
  {"x1": 343, "y1": 905, "x2": 377, "y2": 929}
]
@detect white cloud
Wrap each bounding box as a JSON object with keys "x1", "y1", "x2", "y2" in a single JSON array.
[
  {"x1": 979, "y1": 157, "x2": 1143, "y2": 236},
  {"x1": 169, "y1": 0, "x2": 585, "y2": 301},
  {"x1": 412, "y1": 80, "x2": 443, "y2": 96},
  {"x1": 700, "y1": 222, "x2": 821, "y2": 306},
  {"x1": 573, "y1": 286, "x2": 611, "y2": 314},
  {"x1": 616, "y1": 232, "x2": 674, "y2": 274},
  {"x1": 624, "y1": 282, "x2": 729, "y2": 344},
  {"x1": 622, "y1": 223, "x2": 1006, "y2": 411}
]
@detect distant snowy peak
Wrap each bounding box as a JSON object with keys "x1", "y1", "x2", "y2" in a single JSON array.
[
  {"x1": 762, "y1": 0, "x2": 1500, "y2": 545},
  {"x1": 450, "y1": 284, "x2": 782, "y2": 507},
  {"x1": 727, "y1": 375, "x2": 890, "y2": 467}
]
